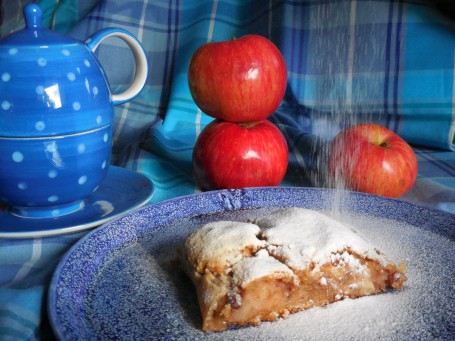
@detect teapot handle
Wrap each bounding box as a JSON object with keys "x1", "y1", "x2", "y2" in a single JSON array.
[{"x1": 85, "y1": 28, "x2": 148, "y2": 105}]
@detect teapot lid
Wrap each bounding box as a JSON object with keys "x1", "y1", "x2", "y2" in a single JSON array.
[{"x1": 0, "y1": 4, "x2": 76, "y2": 46}]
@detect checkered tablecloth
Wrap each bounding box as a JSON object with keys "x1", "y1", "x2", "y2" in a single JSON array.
[{"x1": 1, "y1": 0, "x2": 455, "y2": 339}]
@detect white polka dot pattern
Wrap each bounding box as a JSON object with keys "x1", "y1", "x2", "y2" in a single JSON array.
[
  {"x1": 36, "y1": 85, "x2": 45, "y2": 95},
  {"x1": 48, "y1": 170, "x2": 58, "y2": 178},
  {"x1": 77, "y1": 144, "x2": 86, "y2": 153},
  {"x1": 2, "y1": 73, "x2": 11, "y2": 82},
  {"x1": 0, "y1": 4, "x2": 142, "y2": 216},
  {"x1": 0, "y1": 125, "x2": 111, "y2": 210},
  {"x1": 1, "y1": 101, "x2": 10, "y2": 110},
  {"x1": 0, "y1": 44, "x2": 114, "y2": 137},
  {"x1": 12, "y1": 151, "x2": 24, "y2": 162},
  {"x1": 48, "y1": 195, "x2": 58, "y2": 203},
  {"x1": 37, "y1": 58, "x2": 47, "y2": 67},
  {"x1": 35, "y1": 121, "x2": 45, "y2": 131}
]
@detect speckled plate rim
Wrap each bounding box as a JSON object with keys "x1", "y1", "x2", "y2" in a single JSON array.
[
  {"x1": 48, "y1": 187, "x2": 455, "y2": 340},
  {"x1": 0, "y1": 166, "x2": 154, "y2": 239}
]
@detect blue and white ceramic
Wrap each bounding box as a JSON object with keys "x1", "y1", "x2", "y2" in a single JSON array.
[
  {"x1": 0, "y1": 126, "x2": 112, "y2": 217},
  {"x1": 0, "y1": 4, "x2": 148, "y2": 218},
  {"x1": 0, "y1": 166, "x2": 154, "y2": 238},
  {"x1": 48, "y1": 187, "x2": 455, "y2": 340}
]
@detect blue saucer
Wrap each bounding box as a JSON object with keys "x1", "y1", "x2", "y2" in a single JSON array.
[{"x1": 0, "y1": 166, "x2": 154, "y2": 238}]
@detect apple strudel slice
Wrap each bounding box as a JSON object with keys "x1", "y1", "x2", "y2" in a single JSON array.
[{"x1": 180, "y1": 207, "x2": 407, "y2": 332}]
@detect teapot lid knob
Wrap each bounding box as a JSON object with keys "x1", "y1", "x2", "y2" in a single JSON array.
[
  {"x1": 24, "y1": 4, "x2": 43, "y2": 30},
  {"x1": 0, "y1": 3, "x2": 75, "y2": 46}
]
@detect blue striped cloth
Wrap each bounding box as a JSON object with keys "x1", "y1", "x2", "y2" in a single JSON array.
[{"x1": 1, "y1": 0, "x2": 455, "y2": 339}]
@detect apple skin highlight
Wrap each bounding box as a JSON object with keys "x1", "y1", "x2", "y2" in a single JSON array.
[
  {"x1": 193, "y1": 120, "x2": 289, "y2": 190},
  {"x1": 188, "y1": 34, "x2": 287, "y2": 123},
  {"x1": 328, "y1": 123, "x2": 418, "y2": 198}
]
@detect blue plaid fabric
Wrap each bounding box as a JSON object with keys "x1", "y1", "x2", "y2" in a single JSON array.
[{"x1": 1, "y1": 0, "x2": 455, "y2": 339}]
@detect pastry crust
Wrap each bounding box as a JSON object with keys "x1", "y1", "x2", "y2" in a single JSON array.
[{"x1": 180, "y1": 207, "x2": 407, "y2": 332}]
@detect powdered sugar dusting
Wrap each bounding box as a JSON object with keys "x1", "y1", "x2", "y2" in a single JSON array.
[
  {"x1": 254, "y1": 207, "x2": 387, "y2": 271},
  {"x1": 185, "y1": 207, "x2": 388, "y2": 286},
  {"x1": 85, "y1": 208, "x2": 455, "y2": 340},
  {"x1": 231, "y1": 249, "x2": 298, "y2": 288},
  {"x1": 330, "y1": 250, "x2": 367, "y2": 274},
  {"x1": 185, "y1": 220, "x2": 266, "y2": 272}
]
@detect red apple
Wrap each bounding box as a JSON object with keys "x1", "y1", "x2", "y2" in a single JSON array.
[
  {"x1": 188, "y1": 34, "x2": 287, "y2": 122},
  {"x1": 193, "y1": 119, "x2": 288, "y2": 190},
  {"x1": 328, "y1": 123, "x2": 418, "y2": 198}
]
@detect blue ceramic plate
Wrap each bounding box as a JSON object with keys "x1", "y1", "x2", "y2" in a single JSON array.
[
  {"x1": 48, "y1": 187, "x2": 455, "y2": 340},
  {"x1": 0, "y1": 166, "x2": 154, "y2": 238}
]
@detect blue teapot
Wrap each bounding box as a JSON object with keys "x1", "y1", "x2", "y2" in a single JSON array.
[{"x1": 0, "y1": 4, "x2": 148, "y2": 218}]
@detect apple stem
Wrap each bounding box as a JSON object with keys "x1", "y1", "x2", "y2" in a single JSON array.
[
  {"x1": 379, "y1": 140, "x2": 389, "y2": 148},
  {"x1": 232, "y1": 36, "x2": 237, "y2": 42},
  {"x1": 238, "y1": 121, "x2": 259, "y2": 128}
]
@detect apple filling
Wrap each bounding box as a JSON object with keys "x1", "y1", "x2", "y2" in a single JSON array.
[{"x1": 180, "y1": 207, "x2": 407, "y2": 332}]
